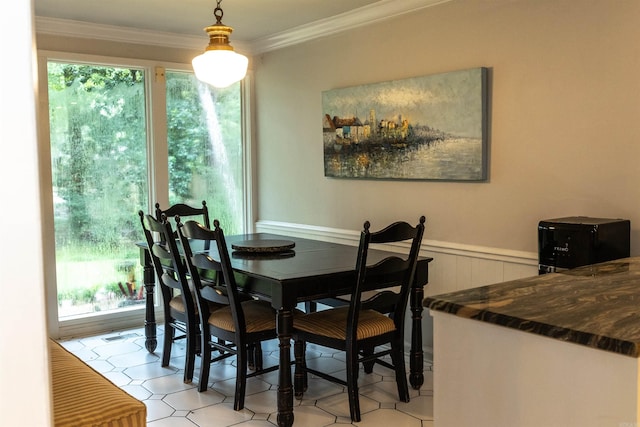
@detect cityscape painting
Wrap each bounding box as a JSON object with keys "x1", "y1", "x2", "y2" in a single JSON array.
[{"x1": 322, "y1": 67, "x2": 488, "y2": 181}]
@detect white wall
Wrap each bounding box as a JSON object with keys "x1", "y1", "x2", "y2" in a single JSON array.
[
  {"x1": 0, "y1": 1, "x2": 53, "y2": 425},
  {"x1": 253, "y1": 0, "x2": 640, "y2": 257},
  {"x1": 253, "y1": 0, "x2": 640, "y2": 358}
]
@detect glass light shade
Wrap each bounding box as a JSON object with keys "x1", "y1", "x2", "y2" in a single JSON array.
[{"x1": 192, "y1": 50, "x2": 248, "y2": 88}]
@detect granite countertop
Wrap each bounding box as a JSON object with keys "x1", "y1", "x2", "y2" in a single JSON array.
[{"x1": 424, "y1": 257, "x2": 640, "y2": 357}]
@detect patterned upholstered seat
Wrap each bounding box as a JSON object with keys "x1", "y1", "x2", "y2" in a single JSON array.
[
  {"x1": 294, "y1": 305, "x2": 396, "y2": 340},
  {"x1": 49, "y1": 339, "x2": 146, "y2": 427}
]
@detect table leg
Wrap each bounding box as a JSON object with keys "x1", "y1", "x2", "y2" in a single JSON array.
[
  {"x1": 409, "y1": 284, "x2": 424, "y2": 389},
  {"x1": 276, "y1": 308, "x2": 294, "y2": 427},
  {"x1": 142, "y1": 255, "x2": 157, "y2": 353}
]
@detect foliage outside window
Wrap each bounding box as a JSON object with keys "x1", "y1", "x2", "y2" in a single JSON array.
[
  {"x1": 48, "y1": 62, "x2": 148, "y2": 317},
  {"x1": 166, "y1": 71, "x2": 243, "y2": 234}
]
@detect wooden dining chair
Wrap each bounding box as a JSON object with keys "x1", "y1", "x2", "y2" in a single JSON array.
[
  {"x1": 138, "y1": 211, "x2": 223, "y2": 383},
  {"x1": 176, "y1": 217, "x2": 282, "y2": 410},
  {"x1": 155, "y1": 200, "x2": 210, "y2": 228},
  {"x1": 292, "y1": 216, "x2": 426, "y2": 422}
]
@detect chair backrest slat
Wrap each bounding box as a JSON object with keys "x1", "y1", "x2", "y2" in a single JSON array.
[
  {"x1": 359, "y1": 256, "x2": 409, "y2": 292},
  {"x1": 369, "y1": 221, "x2": 419, "y2": 244}
]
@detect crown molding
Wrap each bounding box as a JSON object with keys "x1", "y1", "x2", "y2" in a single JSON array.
[
  {"x1": 35, "y1": 0, "x2": 450, "y2": 56},
  {"x1": 250, "y1": 0, "x2": 451, "y2": 54},
  {"x1": 35, "y1": 16, "x2": 211, "y2": 52}
]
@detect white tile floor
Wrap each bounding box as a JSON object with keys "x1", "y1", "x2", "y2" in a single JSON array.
[{"x1": 58, "y1": 326, "x2": 434, "y2": 426}]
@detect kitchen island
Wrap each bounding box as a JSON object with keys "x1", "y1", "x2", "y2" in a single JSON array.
[{"x1": 424, "y1": 257, "x2": 640, "y2": 427}]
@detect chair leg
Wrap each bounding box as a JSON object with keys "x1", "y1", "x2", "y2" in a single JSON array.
[
  {"x1": 198, "y1": 334, "x2": 211, "y2": 392},
  {"x1": 248, "y1": 343, "x2": 255, "y2": 370},
  {"x1": 195, "y1": 328, "x2": 202, "y2": 356},
  {"x1": 294, "y1": 340, "x2": 306, "y2": 399},
  {"x1": 161, "y1": 322, "x2": 173, "y2": 367},
  {"x1": 362, "y1": 344, "x2": 375, "y2": 374},
  {"x1": 346, "y1": 347, "x2": 361, "y2": 422},
  {"x1": 183, "y1": 328, "x2": 196, "y2": 384},
  {"x1": 254, "y1": 343, "x2": 263, "y2": 371},
  {"x1": 246, "y1": 343, "x2": 263, "y2": 370},
  {"x1": 234, "y1": 343, "x2": 248, "y2": 411},
  {"x1": 302, "y1": 344, "x2": 308, "y2": 392},
  {"x1": 391, "y1": 341, "x2": 410, "y2": 402},
  {"x1": 304, "y1": 301, "x2": 317, "y2": 313}
]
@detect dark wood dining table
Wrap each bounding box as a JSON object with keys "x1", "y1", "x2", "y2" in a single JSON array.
[{"x1": 138, "y1": 232, "x2": 432, "y2": 427}]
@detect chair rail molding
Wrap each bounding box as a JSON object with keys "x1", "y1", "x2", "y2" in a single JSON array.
[{"x1": 255, "y1": 220, "x2": 538, "y2": 266}]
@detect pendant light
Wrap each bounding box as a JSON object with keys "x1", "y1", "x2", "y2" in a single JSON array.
[{"x1": 192, "y1": 0, "x2": 248, "y2": 88}]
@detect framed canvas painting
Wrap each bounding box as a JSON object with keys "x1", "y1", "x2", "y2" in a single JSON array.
[{"x1": 322, "y1": 67, "x2": 488, "y2": 181}]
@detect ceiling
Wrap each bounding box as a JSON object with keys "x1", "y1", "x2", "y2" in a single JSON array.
[{"x1": 34, "y1": 0, "x2": 450, "y2": 54}]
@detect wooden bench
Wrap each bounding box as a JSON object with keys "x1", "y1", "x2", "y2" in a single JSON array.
[{"x1": 49, "y1": 338, "x2": 146, "y2": 427}]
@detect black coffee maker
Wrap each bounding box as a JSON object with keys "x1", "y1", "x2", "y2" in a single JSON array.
[{"x1": 538, "y1": 216, "x2": 630, "y2": 274}]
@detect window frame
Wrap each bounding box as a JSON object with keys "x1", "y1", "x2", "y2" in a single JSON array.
[{"x1": 37, "y1": 50, "x2": 254, "y2": 338}]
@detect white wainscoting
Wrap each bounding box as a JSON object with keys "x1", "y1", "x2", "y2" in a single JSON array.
[{"x1": 255, "y1": 220, "x2": 539, "y2": 362}]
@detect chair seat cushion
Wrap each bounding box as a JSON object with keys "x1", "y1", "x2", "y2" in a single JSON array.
[
  {"x1": 49, "y1": 339, "x2": 146, "y2": 426},
  {"x1": 169, "y1": 294, "x2": 223, "y2": 313},
  {"x1": 294, "y1": 306, "x2": 396, "y2": 340},
  {"x1": 208, "y1": 300, "x2": 276, "y2": 333},
  {"x1": 169, "y1": 295, "x2": 188, "y2": 312}
]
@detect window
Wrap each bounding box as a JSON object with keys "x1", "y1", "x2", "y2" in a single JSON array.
[
  {"x1": 47, "y1": 62, "x2": 148, "y2": 318},
  {"x1": 166, "y1": 71, "x2": 243, "y2": 234},
  {"x1": 41, "y1": 54, "x2": 248, "y2": 336}
]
